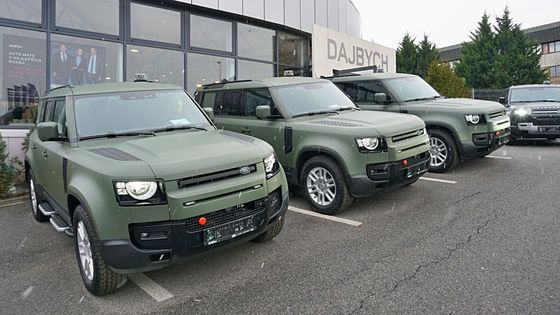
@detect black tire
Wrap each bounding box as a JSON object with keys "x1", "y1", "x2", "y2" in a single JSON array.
[
  {"x1": 28, "y1": 171, "x2": 48, "y2": 222},
  {"x1": 251, "y1": 216, "x2": 285, "y2": 243},
  {"x1": 300, "y1": 155, "x2": 354, "y2": 215},
  {"x1": 507, "y1": 134, "x2": 518, "y2": 145},
  {"x1": 73, "y1": 205, "x2": 127, "y2": 296},
  {"x1": 428, "y1": 129, "x2": 459, "y2": 173}
]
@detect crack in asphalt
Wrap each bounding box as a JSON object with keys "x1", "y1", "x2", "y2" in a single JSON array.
[{"x1": 347, "y1": 215, "x2": 497, "y2": 314}]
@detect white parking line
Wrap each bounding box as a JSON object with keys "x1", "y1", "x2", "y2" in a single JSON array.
[
  {"x1": 419, "y1": 177, "x2": 458, "y2": 184},
  {"x1": 128, "y1": 273, "x2": 174, "y2": 302},
  {"x1": 288, "y1": 206, "x2": 362, "y2": 227},
  {"x1": 486, "y1": 155, "x2": 512, "y2": 160}
]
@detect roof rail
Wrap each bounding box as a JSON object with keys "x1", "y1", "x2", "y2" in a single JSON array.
[
  {"x1": 44, "y1": 84, "x2": 72, "y2": 95},
  {"x1": 332, "y1": 65, "x2": 384, "y2": 77},
  {"x1": 201, "y1": 79, "x2": 253, "y2": 89}
]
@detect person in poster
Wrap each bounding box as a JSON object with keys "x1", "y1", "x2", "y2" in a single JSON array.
[
  {"x1": 51, "y1": 44, "x2": 70, "y2": 85},
  {"x1": 85, "y1": 47, "x2": 103, "y2": 84},
  {"x1": 70, "y1": 48, "x2": 86, "y2": 85}
]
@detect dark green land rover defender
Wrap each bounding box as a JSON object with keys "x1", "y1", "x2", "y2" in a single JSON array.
[
  {"x1": 195, "y1": 77, "x2": 431, "y2": 215},
  {"x1": 331, "y1": 72, "x2": 511, "y2": 172},
  {"x1": 26, "y1": 82, "x2": 288, "y2": 295}
]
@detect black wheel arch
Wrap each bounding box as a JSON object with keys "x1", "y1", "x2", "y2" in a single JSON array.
[
  {"x1": 296, "y1": 147, "x2": 351, "y2": 184},
  {"x1": 425, "y1": 123, "x2": 464, "y2": 158}
]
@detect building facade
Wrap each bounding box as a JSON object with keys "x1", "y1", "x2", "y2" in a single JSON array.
[
  {"x1": 0, "y1": 0, "x2": 364, "y2": 159},
  {"x1": 439, "y1": 21, "x2": 560, "y2": 85}
]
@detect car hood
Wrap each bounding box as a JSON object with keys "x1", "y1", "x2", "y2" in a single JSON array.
[
  {"x1": 415, "y1": 98, "x2": 506, "y2": 114},
  {"x1": 83, "y1": 130, "x2": 269, "y2": 180},
  {"x1": 295, "y1": 110, "x2": 425, "y2": 137}
]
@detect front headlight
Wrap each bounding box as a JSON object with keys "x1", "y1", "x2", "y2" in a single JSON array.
[
  {"x1": 356, "y1": 137, "x2": 386, "y2": 152},
  {"x1": 513, "y1": 108, "x2": 531, "y2": 117},
  {"x1": 115, "y1": 181, "x2": 166, "y2": 206},
  {"x1": 264, "y1": 153, "x2": 280, "y2": 179},
  {"x1": 465, "y1": 114, "x2": 481, "y2": 125}
]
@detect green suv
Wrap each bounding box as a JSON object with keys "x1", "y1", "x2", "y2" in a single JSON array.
[
  {"x1": 26, "y1": 82, "x2": 288, "y2": 295},
  {"x1": 331, "y1": 73, "x2": 511, "y2": 172},
  {"x1": 499, "y1": 84, "x2": 560, "y2": 141},
  {"x1": 195, "y1": 77, "x2": 431, "y2": 215}
]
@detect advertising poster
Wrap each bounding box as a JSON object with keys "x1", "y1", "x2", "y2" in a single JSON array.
[{"x1": 50, "y1": 41, "x2": 106, "y2": 88}]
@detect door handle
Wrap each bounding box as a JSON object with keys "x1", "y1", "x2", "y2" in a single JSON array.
[
  {"x1": 240, "y1": 127, "x2": 251, "y2": 134},
  {"x1": 41, "y1": 150, "x2": 48, "y2": 158}
]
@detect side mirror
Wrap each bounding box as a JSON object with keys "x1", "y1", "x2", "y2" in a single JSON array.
[
  {"x1": 256, "y1": 105, "x2": 272, "y2": 120},
  {"x1": 37, "y1": 122, "x2": 58, "y2": 142},
  {"x1": 498, "y1": 97, "x2": 506, "y2": 105},
  {"x1": 374, "y1": 93, "x2": 390, "y2": 104},
  {"x1": 203, "y1": 107, "x2": 214, "y2": 121}
]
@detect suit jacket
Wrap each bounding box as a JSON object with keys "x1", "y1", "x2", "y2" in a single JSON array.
[{"x1": 52, "y1": 51, "x2": 70, "y2": 84}]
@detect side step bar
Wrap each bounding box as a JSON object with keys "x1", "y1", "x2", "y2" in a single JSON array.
[{"x1": 38, "y1": 203, "x2": 55, "y2": 216}]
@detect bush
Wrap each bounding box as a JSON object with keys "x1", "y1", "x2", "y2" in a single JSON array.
[
  {"x1": 0, "y1": 134, "x2": 19, "y2": 198},
  {"x1": 426, "y1": 61, "x2": 472, "y2": 98}
]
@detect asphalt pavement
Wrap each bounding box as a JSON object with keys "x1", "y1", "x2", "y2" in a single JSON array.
[{"x1": 1, "y1": 140, "x2": 559, "y2": 314}]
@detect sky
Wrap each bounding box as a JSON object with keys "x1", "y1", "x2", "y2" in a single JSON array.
[{"x1": 351, "y1": 0, "x2": 560, "y2": 49}]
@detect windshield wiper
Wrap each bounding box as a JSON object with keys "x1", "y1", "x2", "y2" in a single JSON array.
[
  {"x1": 292, "y1": 110, "x2": 340, "y2": 118},
  {"x1": 151, "y1": 124, "x2": 208, "y2": 133},
  {"x1": 404, "y1": 96, "x2": 442, "y2": 102},
  {"x1": 337, "y1": 106, "x2": 358, "y2": 112},
  {"x1": 80, "y1": 131, "x2": 157, "y2": 141}
]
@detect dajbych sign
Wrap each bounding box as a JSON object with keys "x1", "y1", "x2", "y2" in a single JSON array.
[{"x1": 312, "y1": 25, "x2": 396, "y2": 78}]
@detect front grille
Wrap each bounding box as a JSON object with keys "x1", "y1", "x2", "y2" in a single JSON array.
[
  {"x1": 185, "y1": 197, "x2": 266, "y2": 232},
  {"x1": 488, "y1": 110, "x2": 506, "y2": 119},
  {"x1": 392, "y1": 129, "x2": 425, "y2": 142},
  {"x1": 532, "y1": 107, "x2": 560, "y2": 125},
  {"x1": 533, "y1": 118, "x2": 560, "y2": 126},
  {"x1": 178, "y1": 164, "x2": 257, "y2": 189}
]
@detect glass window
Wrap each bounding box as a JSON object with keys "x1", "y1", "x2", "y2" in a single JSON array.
[
  {"x1": 356, "y1": 81, "x2": 390, "y2": 103},
  {"x1": 237, "y1": 23, "x2": 275, "y2": 62},
  {"x1": 55, "y1": 0, "x2": 119, "y2": 35},
  {"x1": 130, "y1": 3, "x2": 181, "y2": 44},
  {"x1": 44, "y1": 101, "x2": 56, "y2": 122},
  {"x1": 52, "y1": 100, "x2": 66, "y2": 137},
  {"x1": 74, "y1": 90, "x2": 212, "y2": 139},
  {"x1": 238, "y1": 60, "x2": 274, "y2": 80},
  {"x1": 549, "y1": 66, "x2": 557, "y2": 78},
  {"x1": 549, "y1": 42, "x2": 556, "y2": 53},
  {"x1": 542, "y1": 43, "x2": 549, "y2": 54},
  {"x1": 190, "y1": 15, "x2": 232, "y2": 52},
  {"x1": 217, "y1": 90, "x2": 243, "y2": 116},
  {"x1": 200, "y1": 91, "x2": 217, "y2": 109},
  {"x1": 187, "y1": 53, "x2": 234, "y2": 93},
  {"x1": 510, "y1": 86, "x2": 560, "y2": 102},
  {"x1": 50, "y1": 34, "x2": 123, "y2": 88},
  {"x1": 127, "y1": 45, "x2": 183, "y2": 86},
  {"x1": 0, "y1": 27, "x2": 46, "y2": 126},
  {"x1": 0, "y1": 0, "x2": 42, "y2": 23},
  {"x1": 278, "y1": 32, "x2": 309, "y2": 67},
  {"x1": 335, "y1": 82, "x2": 357, "y2": 101},
  {"x1": 384, "y1": 76, "x2": 441, "y2": 102},
  {"x1": 245, "y1": 89, "x2": 273, "y2": 117}
]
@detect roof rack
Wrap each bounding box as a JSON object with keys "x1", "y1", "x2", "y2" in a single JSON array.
[
  {"x1": 332, "y1": 65, "x2": 384, "y2": 77},
  {"x1": 201, "y1": 79, "x2": 253, "y2": 89},
  {"x1": 44, "y1": 84, "x2": 72, "y2": 95}
]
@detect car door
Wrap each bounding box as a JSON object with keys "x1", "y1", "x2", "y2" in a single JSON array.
[
  {"x1": 39, "y1": 98, "x2": 71, "y2": 213},
  {"x1": 355, "y1": 80, "x2": 402, "y2": 113}
]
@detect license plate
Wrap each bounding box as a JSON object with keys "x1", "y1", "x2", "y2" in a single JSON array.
[
  {"x1": 405, "y1": 164, "x2": 428, "y2": 179},
  {"x1": 203, "y1": 216, "x2": 256, "y2": 246}
]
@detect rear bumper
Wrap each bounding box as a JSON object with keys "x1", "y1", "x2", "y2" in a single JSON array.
[
  {"x1": 511, "y1": 122, "x2": 560, "y2": 138},
  {"x1": 461, "y1": 128, "x2": 510, "y2": 158},
  {"x1": 100, "y1": 189, "x2": 289, "y2": 274},
  {"x1": 347, "y1": 151, "x2": 430, "y2": 198}
]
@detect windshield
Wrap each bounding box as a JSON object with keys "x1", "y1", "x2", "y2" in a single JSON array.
[
  {"x1": 384, "y1": 76, "x2": 441, "y2": 102},
  {"x1": 510, "y1": 87, "x2": 560, "y2": 103},
  {"x1": 74, "y1": 90, "x2": 212, "y2": 139},
  {"x1": 274, "y1": 82, "x2": 357, "y2": 117}
]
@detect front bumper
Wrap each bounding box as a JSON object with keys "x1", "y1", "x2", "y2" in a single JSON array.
[
  {"x1": 461, "y1": 128, "x2": 510, "y2": 158},
  {"x1": 511, "y1": 122, "x2": 560, "y2": 138},
  {"x1": 100, "y1": 189, "x2": 289, "y2": 273},
  {"x1": 347, "y1": 152, "x2": 430, "y2": 198}
]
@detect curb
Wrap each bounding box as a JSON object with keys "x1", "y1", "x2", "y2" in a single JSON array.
[{"x1": 0, "y1": 195, "x2": 27, "y2": 208}]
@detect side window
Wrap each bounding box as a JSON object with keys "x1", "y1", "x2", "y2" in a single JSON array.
[
  {"x1": 356, "y1": 81, "x2": 390, "y2": 103},
  {"x1": 43, "y1": 101, "x2": 56, "y2": 122},
  {"x1": 244, "y1": 89, "x2": 273, "y2": 117},
  {"x1": 335, "y1": 82, "x2": 357, "y2": 102},
  {"x1": 200, "y1": 92, "x2": 218, "y2": 113},
  {"x1": 219, "y1": 90, "x2": 244, "y2": 116},
  {"x1": 52, "y1": 100, "x2": 67, "y2": 137},
  {"x1": 37, "y1": 101, "x2": 47, "y2": 123}
]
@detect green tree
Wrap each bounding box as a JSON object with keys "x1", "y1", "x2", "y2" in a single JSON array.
[
  {"x1": 455, "y1": 13, "x2": 497, "y2": 88},
  {"x1": 493, "y1": 7, "x2": 546, "y2": 87},
  {"x1": 396, "y1": 33, "x2": 418, "y2": 74},
  {"x1": 416, "y1": 35, "x2": 440, "y2": 78},
  {"x1": 0, "y1": 135, "x2": 17, "y2": 198},
  {"x1": 426, "y1": 61, "x2": 471, "y2": 98}
]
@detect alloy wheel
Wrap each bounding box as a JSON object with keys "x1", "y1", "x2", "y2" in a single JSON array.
[
  {"x1": 306, "y1": 167, "x2": 337, "y2": 206},
  {"x1": 77, "y1": 221, "x2": 94, "y2": 281},
  {"x1": 429, "y1": 137, "x2": 448, "y2": 167}
]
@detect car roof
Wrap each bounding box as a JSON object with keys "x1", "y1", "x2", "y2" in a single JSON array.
[
  {"x1": 509, "y1": 84, "x2": 559, "y2": 89},
  {"x1": 43, "y1": 82, "x2": 182, "y2": 98},
  {"x1": 330, "y1": 72, "x2": 416, "y2": 82},
  {"x1": 197, "y1": 77, "x2": 329, "y2": 91}
]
